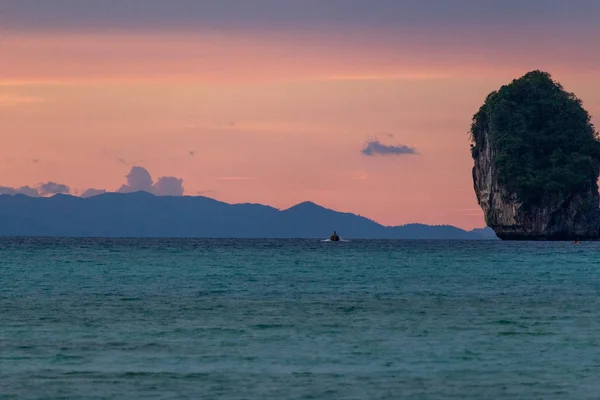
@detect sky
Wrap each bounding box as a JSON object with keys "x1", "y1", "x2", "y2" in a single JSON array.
[{"x1": 1, "y1": 1, "x2": 600, "y2": 229}]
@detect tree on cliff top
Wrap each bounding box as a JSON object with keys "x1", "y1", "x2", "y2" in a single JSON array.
[{"x1": 470, "y1": 70, "x2": 600, "y2": 206}]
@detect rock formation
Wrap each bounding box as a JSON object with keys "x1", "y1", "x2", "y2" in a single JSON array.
[{"x1": 470, "y1": 71, "x2": 600, "y2": 240}]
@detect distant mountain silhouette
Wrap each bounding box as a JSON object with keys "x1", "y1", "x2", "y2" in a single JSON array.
[{"x1": 0, "y1": 192, "x2": 497, "y2": 239}]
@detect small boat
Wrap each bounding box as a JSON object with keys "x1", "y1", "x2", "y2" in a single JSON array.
[{"x1": 329, "y1": 231, "x2": 340, "y2": 241}]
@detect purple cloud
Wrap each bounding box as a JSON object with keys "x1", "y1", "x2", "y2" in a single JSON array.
[
  {"x1": 81, "y1": 188, "x2": 107, "y2": 198},
  {"x1": 117, "y1": 166, "x2": 185, "y2": 196},
  {"x1": 153, "y1": 177, "x2": 184, "y2": 196},
  {"x1": 361, "y1": 140, "x2": 418, "y2": 157},
  {"x1": 118, "y1": 166, "x2": 154, "y2": 193},
  {"x1": 0, "y1": 185, "x2": 41, "y2": 197},
  {"x1": 38, "y1": 181, "x2": 70, "y2": 195}
]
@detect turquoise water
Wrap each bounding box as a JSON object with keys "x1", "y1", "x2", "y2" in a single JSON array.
[{"x1": 2, "y1": 238, "x2": 600, "y2": 399}]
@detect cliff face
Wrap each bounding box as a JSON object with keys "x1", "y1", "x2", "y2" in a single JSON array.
[
  {"x1": 473, "y1": 125, "x2": 600, "y2": 240},
  {"x1": 470, "y1": 70, "x2": 600, "y2": 240}
]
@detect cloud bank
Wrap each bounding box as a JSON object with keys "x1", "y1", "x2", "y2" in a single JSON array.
[
  {"x1": 81, "y1": 188, "x2": 107, "y2": 198},
  {"x1": 153, "y1": 176, "x2": 185, "y2": 196},
  {"x1": 0, "y1": 182, "x2": 71, "y2": 197},
  {"x1": 361, "y1": 139, "x2": 418, "y2": 157},
  {"x1": 118, "y1": 166, "x2": 154, "y2": 193},
  {"x1": 38, "y1": 181, "x2": 70, "y2": 195},
  {"x1": 117, "y1": 166, "x2": 184, "y2": 196},
  {"x1": 0, "y1": 185, "x2": 41, "y2": 197},
  {"x1": 1, "y1": 167, "x2": 185, "y2": 199}
]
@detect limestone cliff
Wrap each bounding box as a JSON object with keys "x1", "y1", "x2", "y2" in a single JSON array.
[
  {"x1": 470, "y1": 71, "x2": 600, "y2": 240},
  {"x1": 473, "y1": 124, "x2": 600, "y2": 240}
]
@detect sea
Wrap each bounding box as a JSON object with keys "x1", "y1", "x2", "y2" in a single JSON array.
[{"x1": 1, "y1": 238, "x2": 600, "y2": 399}]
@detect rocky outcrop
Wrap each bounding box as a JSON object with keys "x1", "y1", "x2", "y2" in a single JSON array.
[
  {"x1": 471, "y1": 71, "x2": 600, "y2": 240},
  {"x1": 473, "y1": 124, "x2": 600, "y2": 240}
]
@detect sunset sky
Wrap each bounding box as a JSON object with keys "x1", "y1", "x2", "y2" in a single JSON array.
[{"x1": 1, "y1": 0, "x2": 600, "y2": 229}]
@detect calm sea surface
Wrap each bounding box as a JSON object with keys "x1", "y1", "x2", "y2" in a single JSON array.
[{"x1": 2, "y1": 238, "x2": 600, "y2": 399}]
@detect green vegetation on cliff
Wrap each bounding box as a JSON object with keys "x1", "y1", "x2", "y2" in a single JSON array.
[{"x1": 470, "y1": 70, "x2": 600, "y2": 206}]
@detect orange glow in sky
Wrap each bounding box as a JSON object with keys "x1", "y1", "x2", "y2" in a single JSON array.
[{"x1": 2, "y1": 9, "x2": 600, "y2": 229}]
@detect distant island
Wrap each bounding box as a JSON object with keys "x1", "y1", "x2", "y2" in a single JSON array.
[
  {"x1": 0, "y1": 192, "x2": 496, "y2": 239},
  {"x1": 471, "y1": 70, "x2": 600, "y2": 240}
]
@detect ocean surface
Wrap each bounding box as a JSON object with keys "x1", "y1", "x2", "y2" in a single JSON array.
[{"x1": 2, "y1": 238, "x2": 600, "y2": 399}]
